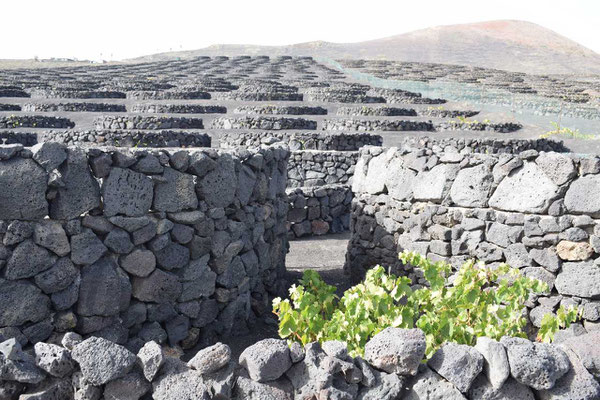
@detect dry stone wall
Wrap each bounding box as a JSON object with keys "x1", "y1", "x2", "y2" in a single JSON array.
[
  {"x1": 219, "y1": 131, "x2": 382, "y2": 151},
  {"x1": 0, "y1": 115, "x2": 75, "y2": 129},
  {"x1": 41, "y1": 130, "x2": 212, "y2": 148},
  {"x1": 0, "y1": 143, "x2": 289, "y2": 351},
  {"x1": 22, "y1": 103, "x2": 127, "y2": 113},
  {"x1": 401, "y1": 136, "x2": 570, "y2": 154},
  {"x1": 287, "y1": 150, "x2": 357, "y2": 188},
  {"x1": 2, "y1": 328, "x2": 598, "y2": 400},
  {"x1": 94, "y1": 115, "x2": 204, "y2": 130},
  {"x1": 348, "y1": 146, "x2": 600, "y2": 330}
]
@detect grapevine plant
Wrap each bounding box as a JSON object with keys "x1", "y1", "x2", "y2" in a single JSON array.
[{"x1": 273, "y1": 251, "x2": 579, "y2": 358}]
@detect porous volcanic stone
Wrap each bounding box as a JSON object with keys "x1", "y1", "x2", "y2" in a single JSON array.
[
  {"x1": 151, "y1": 358, "x2": 209, "y2": 400},
  {"x1": 132, "y1": 269, "x2": 182, "y2": 303},
  {"x1": 77, "y1": 257, "x2": 132, "y2": 317},
  {"x1": 188, "y1": 342, "x2": 231, "y2": 374},
  {"x1": 536, "y1": 153, "x2": 576, "y2": 186},
  {"x1": 31, "y1": 142, "x2": 67, "y2": 172},
  {"x1": 489, "y1": 162, "x2": 559, "y2": 213},
  {"x1": 233, "y1": 369, "x2": 293, "y2": 400},
  {"x1": 103, "y1": 370, "x2": 151, "y2": 400},
  {"x1": 153, "y1": 167, "x2": 198, "y2": 212},
  {"x1": 450, "y1": 163, "x2": 493, "y2": 207},
  {"x1": 137, "y1": 341, "x2": 164, "y2": 382},
  {"x1": 474, "y1": 337, "x2": 510, "y2": 390},
  {"x1": 70, "y1": 230, "x2": 107, "y2": 265},
  {"x1": 71, "y1": 337, "x2": 136, "y2": 385},
  {"x1": 405, "y1": 365, "x2": 466, "y2": 400},
  {"x1": 564, "y1": 175, "x2": 600, "y2": 215},
  {"x1": 555, "y1": 241, "x2": 593, "y2": 261},
  {"x1": 5, "y1": 239, "x2": 55, "y2": 280},
  {"x1": 49, "y1": 148, "x2": 100, "y2": 220},
  {"x1": 468, "y1": 375, "x2": 534, "y2": 400},
  {"x1": 198, "y1": 154, "x2": 237, "y2": 208},
  {"x1": 500, "y1": 336, "x2": 570, "y2": 390},
  {"x1": 34, "y1": 342, "x2": 73, "y2": 378},
  {"x1": 427, "y1": 342, "x2": 484, "y2": 393},
  {"x1": 364, "y1": 328, "x2": 426, "y2": 376},
  {"x1": 0, "y1": 157, "x2": 48, "y2": 220},
  {"x1": 0, "y1": 280, "x2": 50, "y2": 326},
  {"x1": 33, "y1": 221, "x2": 70, "y2": 256},
  {"x1": 555, "y1": 261, "x2": 600, "y2": 298},
  {"x1": 120, "y1": 249, "x2": 156, "y2": 277},
  {"x1": 538, "y1": 346, "x2": 600, "y2": 400},
  {"x1": 239, "y1": 338, "x2": 292, "y2": 382},
  {"x1": 102, "y1": 167, "x2": 153, "y2": 217}
]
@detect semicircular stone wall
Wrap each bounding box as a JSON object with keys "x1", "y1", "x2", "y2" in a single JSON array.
[
  {"x1": 348, "y1": 145, "x2": 600, "y2": 331},
  {"x1": 0, "y1": 142, "x2": 289, "y2": 350}
]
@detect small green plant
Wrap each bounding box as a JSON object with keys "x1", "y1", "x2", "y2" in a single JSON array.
[
  {"x1": 537, "y1": 305, "x2": 580, "y2": 342},
  {"x1": 540, "y1": 121, "x2": 596, "y2": 140},
  {"x1": 273, "y1": 251, "x2": 578, "y2": 358}
]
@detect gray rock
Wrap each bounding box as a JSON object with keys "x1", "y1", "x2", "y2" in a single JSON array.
[
  {"x1": 451, "y1": 164, "x2": 493, "y2": 207},
  {"x1": 71, "y1": 336, "x2": 136, "y2": 386},
  {"x1": 489, "y1": 162, "x2": 559, "y2": 213},
  {"x1": 536, "y1": 153, "x2": 576, "y2": 186},
  {"x1": 428, "y1": 342, "x2": 483, "y2": 393},
  {"x1": 188, "y1": 342, "x2": 231, "y2": 374},
  {"x1": 120, "y1": 249, "x2": 156, "y2": 277},
  {"x1": 102, "y1": 168, "x2": 153, "y2": 217},
  {"x1": 5, "y1": 239, "x2": 55, "y2": 280},
  {"x1": 239, "y1": 338, "x2": 292, "y2": 382},
  {"x1": 500, "y1": 336, "x2": 570, "y2": 390},
  {"x1": 61, "y1": 332, "x2": 82, "y2": 350},
  {"x1": 165, "y1": 314, "x2": 189, "y2": 346},
  {"x1": 51, "y1": 276, "x2": 80, "y2": 311},
  {"x1": 3, "y1": 220, "x2": 33, "y2": 246},
  {"x1": 34, "y1": 342, "x2": 73, "y2": 378},
  {"x1": 386, "y1": 158, "x2": 417, "y2": 201},
  {"x1": 237, "y1": 165, "x2": 257, "y2": 206},
  {"x1": 564, "y1": 175, "x2": 600, "y2": 215},
  {"x1": 133, "y1": 155, "x2": 163, "y2": 174},
  {"x1": 469, "y1": 375, "x2": 534, "y2": 400},
  {"x1": 32, "y1": 221, "x2": 70, "y2": 256},
  {"x1": 474, "y1": 337, "x2": 510, "y2": 390},
  {"x1": 234, "y1": 370, "x2": 294, "y2": 400},
  {"x1": 171, "y1": 224, "x2": 194, "y2": 244},
  {"x1": 364, "y1": 327, "x2": 426, "y2": 376},
  {"x1": 504, "y1": 243, "x2": 531, "y2": 268},
  {"x1": 357, "y1": 369, "x2": 405, "y2": 400},
  {"x1": 362, "y1": 152, "x2": 390, "y2": 195},
  {"x1": 0, "y1": 337, "x2": 23, "y2": 360},
  {"x1": 0, "y1": 280, "x2": 50, "y2": 326},
  {"x1": 290, "y1": 342, "x2": 305, "y2": 364},
  {"x1": 413, "y1": 164, "x2": 460, "y2": 202},
  {"x1": 538, "y1": 346, "x2": 600, "y2": 400},
  {"x1": 155, "y1": 242, "x2": 190, "y2": 270},
  {"x1": 70, "y1": 230, "x2": 107, "y2": 265},
  {"x1": 198, "y1": 154, "x2": 237, "y2": 208},
  {"x1": 188, "y1": 152, "x2": 216, "y2": 177},
  {"x1": 153, "y1": 167, "x2": 198, "y2": 212},
  {"x1": 109, "y1": 216, "x2": 151, "y2": 232},
  {"x1": 151, "y1": 357, "x2": 210, "y2": 400},
  {"x1": 18, "y1": 377, "x2": 73, "y2": 400},
  {"x1": 82, "y1": 215, "x2": 114, "y2": 234},
  {"x1": 530, "y1": 248, "x2": 561, "y2": 273},
  {"x1": 0, "y1": 380, "x2": 25, "y2": 400},
  {"x1": 77, "y1": 257, "x2": 131, "y2": 317},
  {"x1": 138, "y1": 322, "x2": 167, "y2": 344},
  {"x1": 322, "y1": 340, "x2": 349, "y2": 360},
  {"x1": 104, "y1": 228, "x2": 134, "y2": 254},
  {"x1": 103, "y1": 370, "x2": 151, "y2": 400},
  {"x1": 561, "y1": 332, "x2": 600, "y2": 377},
  {"x1": 137, "y1": 341, "x2": 164, "y2": 382},
  {"x1": 71, "y1": 370, "x2": 103, "y2": 400},
  {"x1": 405, "y1": 365, "x2": 467, "y2": 400},
  {"x1": 0, "y1": 157, "x2": 48, "y2": 220},
  {"x1": 49, "y1": 148, "x2": 100, "y2": 220},
  {"x1": 31, "y1": 142, "x2": 67, "y2": 172},
  {"x1": 555, "y1": 261, "x2": 600, "y2": 298},
  {"x1": 0, "y1": 350, "x2": 46, "y2": 384},
  {"x1": 132, "y1": 269, "x2": 182, "y2": 303}
]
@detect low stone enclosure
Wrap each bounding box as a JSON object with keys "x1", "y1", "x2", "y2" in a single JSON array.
[
  {"x1": 348, "y1": 145, "x2": 600, "y2": 331},
  {"x1": 0, "y1": 143, "x2": 289, "y2": 352},
  {"x1": 40, "y1": 130, "x2": 212, "y2": 148},
  {"x1": 2, "y1": 326, "x2": 598, "y2": 399}
]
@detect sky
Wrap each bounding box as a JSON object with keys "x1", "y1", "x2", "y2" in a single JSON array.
[{"x1": 1, "y1": 0, "x2": 599, "y2": 61}]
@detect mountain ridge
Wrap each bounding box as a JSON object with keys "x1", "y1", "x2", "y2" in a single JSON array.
[{"x1": 130, "y1": 20, "x2": 600, "y2": 75}]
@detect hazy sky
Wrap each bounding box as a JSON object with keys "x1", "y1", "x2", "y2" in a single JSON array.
[{"x1": 2, "y1": 0, "x2": 599, "y2": 60}]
